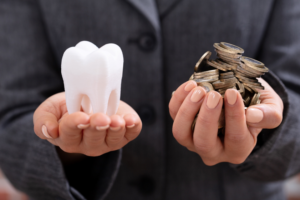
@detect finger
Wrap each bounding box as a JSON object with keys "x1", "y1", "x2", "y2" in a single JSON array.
[
  {"x1": 172, "y1": 87, "x2": 206, "y2": 150},
  {"x1": 123, "y1": 113, "x2": 142, "y2": 141},
  {"x1": 246, "y1": 79, "x2": 283, "y2": 128},
  {"x1": 106, "y1": 115, "x2": 126, "y2": 150},
  {"x1": 193, "y1": 91, "x2": 223, "y2": 161},
  {"x1": 34, "y1": 111, "x2": 59, "y2": 139},
  {"x1": 33, "y1": 93, "x2": 67, "y2": 139},
  {"x1": 58, "y1": 112, "x2": 90, "y2": 151},
  {"x1": 224, "y1": 89, "x2": 255, "y2": 163},
  {"x1": 246, "y1": 104, "x2": 282, "y2": 129},
  {"x1": 169, "y1": 80, "x2": 197, "y2": 119},
  {"x1": 80, "y1": 113, "x2": 111, "y2": 156}
]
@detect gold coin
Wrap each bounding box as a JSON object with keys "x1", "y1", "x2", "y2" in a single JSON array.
[
  {"x1": 249, "y1": 93, "x2": 261, "y2": 106},
  {"x1": 212, "y1": 78, "x2": 237, "y2": 89},
  {"x1": 215, "y1": 49, "x2": 242, "y2": 59},
  {"x1": 236, "y1": 81, "x2": 245, "y2": 97},
  {"x1": 214, "y1": 43, "x2": 242, "y2": 54},
  {"x1": 194, "y1": 51, "x2": 212, "y2": 72},
  {"x1": 207, "y1": 60, "x2": 228, "y2": 71},
  {"x1": 244, "y1": 82, "x2": 264, "y2": 91},
  {"x1": 216, "y1": 59, "x2": 238, "y2": 70},
  {"x1": 236, "y1": 65, "x2": 261, "y2": 78},
  {"x1": 243, "y1": 95, "x2": 251, "y2": 107},
  {"x1": 194, "y1": 75, "x2": 219, "y2": 83},
  {"x1": 197, "y1": 82, "x2": 214, "y2": 92},
  {"x1": 193, "y1": 69, "x2": 219, "y2": 78},
  {"x1": 189, "y1": 74, "x2": 194, "y2": 80},
  {"x1": 220, "y1": 42, "x2": 244, "y2": 54},
  {"x1": 240, "y1": 62, "x2": 266, "y2": 76},
  {"x1": 217, "y1": 54, "x2": 241, "y2": 63},
  {"x1": 241, "y1": 57, "x2": 269, "y2": 73}
]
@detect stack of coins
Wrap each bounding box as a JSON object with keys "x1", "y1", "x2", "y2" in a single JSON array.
[{"x1": 190, "y1": 42, "x2": 268, "y2": 132}]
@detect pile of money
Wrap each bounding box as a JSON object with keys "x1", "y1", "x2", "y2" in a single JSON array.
[{"x1": 190, "y1": 42, "x2": 269, "y2": 132}]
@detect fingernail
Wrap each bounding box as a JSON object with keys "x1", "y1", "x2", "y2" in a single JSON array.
[
  {"x1": 96, "y1": 125, "x2": 109, "y2": 131},
  {"x1": 226, "y1": 89, "x2": 238, "y2": 105},
  {"x1": 184, "y1": 81, "x2": 196, "y2": 92},
  {"x1": 191, "y1": 89, "x2": 204, "y2": 103},
  {"x1": 207, "y1": 92, "x2": 221, "y2": 109},
  {"x1": 127, "y1": 124, "x2": 135, "y2": 128},
  {"x1": 77, "y1": 124, "x2": 89, "y2": 129},
  {"x1": 110, "y1": 126, "x2": 121, "y2": 131},
  {"x1": 246, "y1": 108, "x2": 263, "y2": 123},
  {"x1": 42, "y1": 125, "x2": 52, "y2": 139}
]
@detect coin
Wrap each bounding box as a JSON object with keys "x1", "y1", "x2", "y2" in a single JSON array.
[
  {"x1": 241, "y1": 57, "x2": 269, "y2": 73},
  {"x1": 214, "y1": 43, "x2": 242, "y2": 54},
  {"x1": 215, "y1": 49, "x2": 242, "y2": 59},
  {"x1": 216, "y1": 59, "x2": 238, "y2": 70},
  {"x1": 217, "y1": 54, "x2": 241, "y2": 64},
  {"x1": 220, "y1": 72, "x2": 235, "y2": 79},
  {"x1": 194, "y1": 75, "x2": 219, "y2": 83},
  {"x1": 249, "y1": 93, "x2": 261, "y2": 106},
  {"x1": 197, "y1": 82, "x2": 214, "y2": 92},
  {"x1": 235, "y1": 81, "x2": 245, "y2": 97},
  {"x1": 220, "y1": 42, "x2": 244, "y2": 54},
  {"x1": 194, "y1": 51, "x2": 212, "y2": 72},
  {"x1": 207, "y1": 60, "x2": 228, "y2": 71},
  {"x1": 193, "y1": 69, "x2": 219, "y2": 79}
]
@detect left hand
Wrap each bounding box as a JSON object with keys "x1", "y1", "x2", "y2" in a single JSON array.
[{"x1": 169, "y1": 78, "x2": 283, "y2": 165}]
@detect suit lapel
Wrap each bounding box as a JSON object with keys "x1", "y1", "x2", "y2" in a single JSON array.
[
  {"x1": 126, "y1": 0, "x2": 160, "y2": 32},
  {"x1": 155, "y1": 0, "x2": 182, "y2": 19}
]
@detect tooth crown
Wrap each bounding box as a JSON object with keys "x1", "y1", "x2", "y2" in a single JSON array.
[{"x1": 61, "y1": 41, "x2": 123, "y2": 116}]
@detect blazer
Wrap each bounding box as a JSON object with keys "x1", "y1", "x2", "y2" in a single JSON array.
[{"x1": 0, "y1": 0, "x2": 299, "y2": 199}]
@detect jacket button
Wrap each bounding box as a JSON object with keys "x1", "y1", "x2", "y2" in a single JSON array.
[
  {"x1": 137, "y1": 105, "x2": 156, "y2": 125},
  {"x1": 138, "y1": 33, "x2": 157, "y2": 52},
  {"x1": 129, "y1": 175, "x2": 155, "y2": 195}
]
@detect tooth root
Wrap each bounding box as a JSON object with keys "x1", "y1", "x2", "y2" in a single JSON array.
[
  {"x1": 65, "y1": 91, "x2": 83, "y2": 114},
  {"x1": 88, "y1": 90, "x2": 110, "y2": 115},
  {"x1": 81, "y1": 95, "x2": 92, "y2": 114},
  {"x1": 106, "y1": 89, "x2": 121, "y2": 116}
]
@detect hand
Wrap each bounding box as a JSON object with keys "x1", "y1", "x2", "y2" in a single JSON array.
[
  {"x1": 169, "y1": 79, "x2": 283, "y2": 165},
  {"x1": 33, "y1": 92, "x2": 142, "y2": 157}
]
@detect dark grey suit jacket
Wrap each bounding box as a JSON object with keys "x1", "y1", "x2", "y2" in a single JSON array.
[{"x1": 0, "y1": 0, "x2": 299, "y2": 199}]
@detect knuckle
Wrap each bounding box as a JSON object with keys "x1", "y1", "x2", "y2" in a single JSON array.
[
  {"x1": 107, "y1": 136, "x2": 122, "y2": 144},
  {"x1": 227, "y1": 110, "x2": 241, "y2": 120},
  {"x1": 172, "y1": 126, "x2": 185, "y2": 142},
  {"x1": 197, "y1": 114, "x2": 214, "y2": 127},
  {"x1": 177, "y1": 108, "x2": 191, "y2": 120},
  {"x1": 226, "y1": 133, "x2": 247, "y2": 143},
  {"x1": 194, "y1": 142, "x2": 214, "y2": 155}
]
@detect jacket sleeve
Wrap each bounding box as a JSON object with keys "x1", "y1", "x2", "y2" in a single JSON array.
[
  {"x1": 231, "y1": 0, "x2": 300, "y2": 181},
  {"x1": 0, "y1": 1, "x2": 121, "y2": 199}
]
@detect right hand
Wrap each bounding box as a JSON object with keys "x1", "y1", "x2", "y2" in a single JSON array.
[{"x1": 33, "y1": 92, "x2": 142, "y2": 157}]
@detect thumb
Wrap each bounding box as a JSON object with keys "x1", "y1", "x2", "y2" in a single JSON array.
[
  {"x1": 246, "y1": 78, "x2": 283, "y2": 129},
  {"x1": 34, "y1": 111, "x2": 59, "y2": 139},
  {"x1": 33, "y1": 92, "x2": 67, "y2": 139}
]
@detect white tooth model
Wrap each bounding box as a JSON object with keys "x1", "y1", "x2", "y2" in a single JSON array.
[{"x1": 61, "y1": 41, "x2": 123, "y2": 116}]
